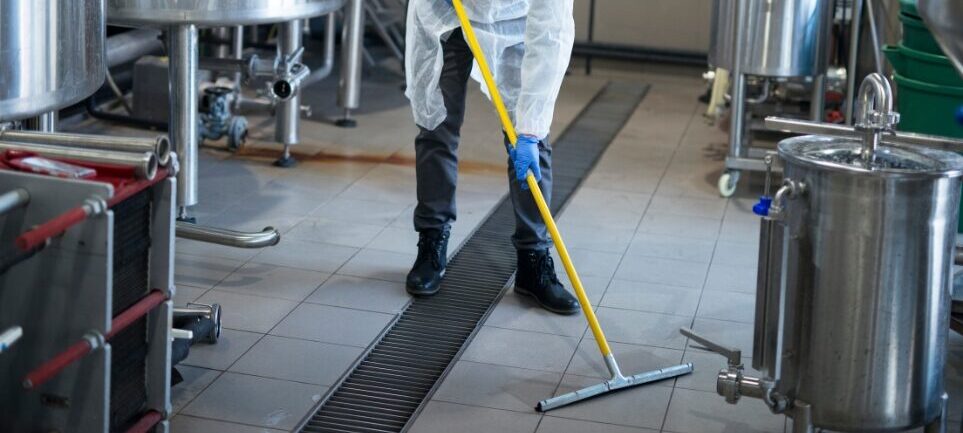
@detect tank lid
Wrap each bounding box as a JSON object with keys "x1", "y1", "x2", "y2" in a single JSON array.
[{"x1": 778, "y1": 135, "x2": 963, "y2": 178}]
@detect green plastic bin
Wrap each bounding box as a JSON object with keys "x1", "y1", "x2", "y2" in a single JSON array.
[
  {"x1": 900, "y1": 12, "x2": 944, "y2": 55},
  {"x1": 894, "y1": 73, "x2": 963, "y2": 139},
  {"x1": 900, "y1": 0, "x2": 919, "y2": 17},
  {"x1": 884, "y1": 45, "x2": 963, "y2": 87},
  {"x1": 893, "y1": 72, "x2": 963, "y2": 232}
]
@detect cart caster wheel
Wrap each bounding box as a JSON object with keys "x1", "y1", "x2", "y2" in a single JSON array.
[
  {"x1": 718, "y1": 171, "x2": 739, "y2": 198},
  {"x1": 227, "y1": 116, "x2": 248, "y2": 151},
  {"x1": 207, "y1": 303, "x2": 221, "y2": 344}
]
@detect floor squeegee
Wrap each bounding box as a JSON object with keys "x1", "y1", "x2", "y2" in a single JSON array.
[{"x1": 449, "y1": 0, "x2": 695, "y2": 412}]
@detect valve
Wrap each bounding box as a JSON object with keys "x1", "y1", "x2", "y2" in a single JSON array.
[
  {"x1": 753, "y1": 155, "x2": 775, "y2": 217},
  {"x1": 680, "y1": 327, "x2": 788, "y2": 413}
]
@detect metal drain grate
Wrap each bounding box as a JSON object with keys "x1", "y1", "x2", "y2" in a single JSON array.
[{"x1": 297, "y1": 81, "x2": 650, "y2": 433}]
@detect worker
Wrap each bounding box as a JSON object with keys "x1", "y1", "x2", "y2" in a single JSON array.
[{"x1": 404, "y1": 0, "x2": 579, "y2": 315}]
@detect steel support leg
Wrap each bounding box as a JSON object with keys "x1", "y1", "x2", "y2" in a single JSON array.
[
  {"x1": 844, "y1": 0, "x2": 865, "y2": 124},
  {"x1": 337, "y1": 0, "x2": 365, "y2": 128},
  {"x1": 169, "y1": 24, "x2": 199, "y2": 219},
  {"x1": 25, "y1": 111, "x2": 58, "y2": 132},
  {"x1": 925, "y1": 393, "x2": 949, "y2": 433},
  {"x1": 810, "y1": 74, "x2": 825, "y2": 122},
  {"x1": 232, "y1": 25, "x2": 244, "y2": 87},
  {"x1": 728, "y1": 0, "x2": 748, "y2": 162},
  {"x1": 792, "y1": 402, "x2": 814, "y2": 433},
  {"x1": 274, "y1": 19, "x2": 303, "y2": 168}
]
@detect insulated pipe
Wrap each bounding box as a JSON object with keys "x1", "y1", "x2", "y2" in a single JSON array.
[
  {"x1": 106, "y1": 28, "x2": 163, "y2": 68},
  {"x1": 0, "y1": 141, "x2": 157, "y2": 180},
  {"x1": 169, "y1": 24, "x2": 199, "y2": 213},
  {"x1": 302, "y1": 13, "x2": 338, "y2": 87},
  {"x1": 176, "y1": 222, "x2": 280, "y2": 248},
  {"x1": 0, "y1": 131, "x2": 171, "y2": 166},
  {"x1": 337, "y1": 0, "x2": 365, "y2": 127},
  {"x1": 0, "y1": 189, "x2": 29, "y2": 216},
  {"x1": 22, "y1": 290, "x2": 167, "y2": 390},
  {"x1": 276, "y1": 19, "x2": 304, "y2": 152}
]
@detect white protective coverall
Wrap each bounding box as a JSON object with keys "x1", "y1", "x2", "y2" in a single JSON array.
[{"x1": 404, "y1": 0, "x2": 576, "y2": 139}]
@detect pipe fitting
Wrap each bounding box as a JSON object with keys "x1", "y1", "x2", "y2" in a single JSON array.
[
  {"x1": 272, "y1": 63, "x2": 310, "y2": 101},
  {"x1": 768, "y1": 179, "x2": 805, "y2": 220}
]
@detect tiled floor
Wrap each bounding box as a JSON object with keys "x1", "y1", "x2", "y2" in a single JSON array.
[
  {"x1": 406, "y1": 62, "x2": 963, "y2": 433},
  {"x1": 154, "y1": 66, "x2": 604, "y2": 431},
  {"x1": 77, "y1": 59, "x2": 963, "y2": 432}
]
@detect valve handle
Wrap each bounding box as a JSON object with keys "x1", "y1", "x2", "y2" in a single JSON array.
[
  {"x1": 680, "y1": 327, "x2": 742, "y2": 366},
  {"x1": 753, "y1": 196, "x2": 773, "y2": 217},
  {"x1": 956, "y1": 105, "x2": 963, "y2": 126}
]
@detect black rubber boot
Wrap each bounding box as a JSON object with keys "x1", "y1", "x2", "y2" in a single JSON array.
[
  {"x1": 406, "y1": 229, "x2": 449, "y2": 296},
  {"x1": 515, "y1": 249, "x2": 580, "y2": 315}
]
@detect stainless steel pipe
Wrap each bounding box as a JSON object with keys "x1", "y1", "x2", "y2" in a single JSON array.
[
  {"x1": 169, "y1": 25, "x2": 199, "y2": 211},
  {"x1": 845, "y1": 0, "x2": 866, "y2": 124},
  {"x1": 276, "y1": 19, "x2": 304, "y2": 149},
  {"x1": 727, "y1": 0, "x2": 749, "y2": 163},
  {"x1": 303, "y1": 13, "x2": 337, "y2": 87},
  {"x1": 338, "y1": 0, "x2": 365, "y2": 124},
  {"x1": 765, "y1": 117, "x2": 963, "y2": 153},
  {"x1": 25, "y1": 113, "x2": 58, "y2": 133},
  {"x1": 0, "y1": 141, "x2": 157, "y2": 179},
  {"x1": 0, "y1": 131, "x2": 171, "y2": 166},
  {"x1": 0, "y1": 189, "x2": 29, "y2": 216},
  {"x1": 106, "y1": 28, "x2": 163, "y2": 68},
  {"x1": 175, "y1": 222, "x2": 280, "y2": 248}
]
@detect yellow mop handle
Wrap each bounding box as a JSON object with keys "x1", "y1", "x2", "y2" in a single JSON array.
[{"x1": 452, "y1": 0, "x2": 613, "y2": 358}]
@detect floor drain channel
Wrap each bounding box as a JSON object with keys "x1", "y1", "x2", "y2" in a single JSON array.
[{"x1": 296, "y1": 81, "x2": 650, "y2": 433}]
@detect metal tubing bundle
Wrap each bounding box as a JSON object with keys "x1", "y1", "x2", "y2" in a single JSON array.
[
  {"x1": 0, "y1": 140, "x2": 157, "y2": 180},
  {"x1": 0, "y1": 131, "x2": 171, "y2": 166}
]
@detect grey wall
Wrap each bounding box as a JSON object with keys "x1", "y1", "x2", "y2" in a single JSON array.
[{"x1": 574, "y1": 0, "x2": 712, "y2": 54}]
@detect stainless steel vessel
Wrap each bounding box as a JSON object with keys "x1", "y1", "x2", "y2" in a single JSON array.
[
  {"x1": 683, "y1": 74, "x2": 963, "y2": 433},
  {"x1": 106, "y1": 0, "x2": 343, "y2": 26},
  {"x1": 0, "y1": 0, "x2": 106, "y2": 122},
  {"x1": 709, "y1": 0, "x2": 832, "y2": 77},
  {"x1": 771, "y1": 134, "x2": 959, "y2": 431},
  {"x1": 919, "y1": 0, "x2": 963, "y2": 78}
]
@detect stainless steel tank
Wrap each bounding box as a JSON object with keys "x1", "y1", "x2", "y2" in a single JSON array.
[
  {"x1": 106, "y1": 0, "x2": 344, "y2": 26},
  {"x1": 762, "y1": 134, "x2": 963, "y2": 432},
  {"x1": 709, "y1": 0, "x2": 833, "y2": 77},
  {"x1": 0, "y1": 0, "x2": 106, "y2": 122}
]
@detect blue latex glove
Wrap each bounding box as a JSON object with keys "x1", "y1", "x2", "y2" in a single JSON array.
[{"x1": 510, "y1": 134, "x2": 542, "y2": 189}]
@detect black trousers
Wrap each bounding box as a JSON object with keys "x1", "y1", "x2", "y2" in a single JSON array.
[{"x1": 413, "y1": 28, "x2": 553, "y2": 251}]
